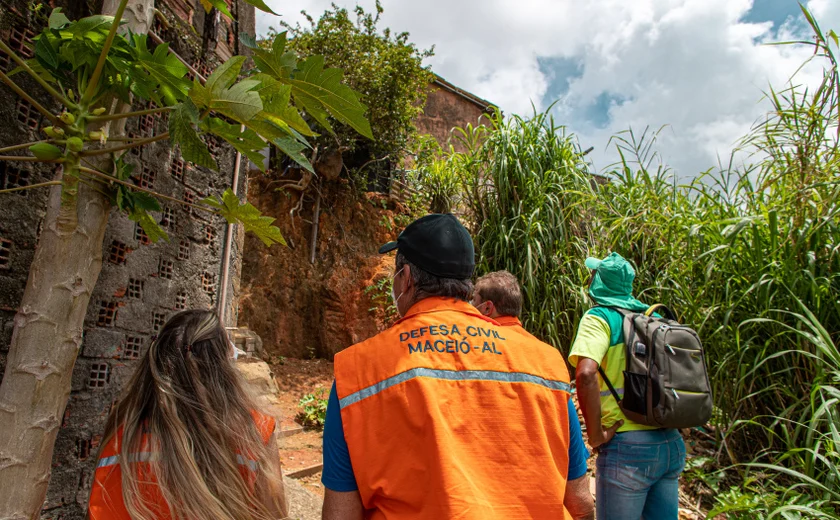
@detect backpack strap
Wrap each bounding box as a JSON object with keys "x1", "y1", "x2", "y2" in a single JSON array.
[
  {"x1": 597, "y1": 365, "x2": 622, "y2": 406},
  {"x1": 644, "y1": 304, "x2": 677, "y2": 321},
  {"x1": 592, "y1": 306, "x2": 634, "y2": 407}
]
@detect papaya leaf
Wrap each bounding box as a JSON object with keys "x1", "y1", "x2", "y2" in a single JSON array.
[
  {"x1": 189, "y1": 57, "x2": 262, "y2": 122},
  {"x1": 113, "y1": 159, "x2": 134, "y2": 182},
  {"x1": 243, "y1": 35, "x2": 373, "y2": 138},
  {"x1": 169, "y1": 99, "x2": 216, "y2": 169},
  {"x1": 128, "y1": 191, "x2": 162, "y2": 213},
  {"x1": 200, "y1": 0, "x2": 276, "y2": 17},
  {"x1": 8, "y1": 59, "x2": 57, "y2": 84},
  {"x1": 203, "y1": 117, "x2": 268, "y2": 171},
  {"x1": 133, "y1": 36, "x2": 191, "y2": 105},
  {"x1": 34, "y1": 34, "x2": 60, "y2": 69},
  {"x1": 255, "y1": 78, "x2": 314, "y2": 137},
  {"x1": 245, "y1": 118, "x2": 292, "y2": 141},
  {"x1": 65, "y1": 15, "x2": 115, "y2": 38},
  {"x1": 240, "y1": 32, "x2": 296, "y2": 80},
  {"x1": 198, "y1": 0, "x2": 233, "y2": 19},
  {"x1": 48, "y1": 8, "x2": 71, "y2": 30},
  {"x1": 202, "y1": 189, "x2": 286, "y2": 247},
  {"x1": 128, "y1": 209, "x2": 169, "y2": 243},
  {"x1": 112, "y1": 158, "x2": 134, "y2": 182},
  {"x1": 288, "y1": 56, "x2": 373, "y2": 139},
  {"x1": 242, "y1": 0, "x2": 277, "y2": 15},
  {"x1": 272, "y1": 136, "x2": 314, "y2": 173},
  {"x1": 205, "y1": 56, "x2": 246, "y2": 93}
]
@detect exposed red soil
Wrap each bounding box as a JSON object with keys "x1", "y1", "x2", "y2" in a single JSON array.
[
  {"x1": 272, "y1": 358, "x2": 333, "y2": 430},
  {"x1": 239, "y1": 174, "x2": 399, "y2": 360}
]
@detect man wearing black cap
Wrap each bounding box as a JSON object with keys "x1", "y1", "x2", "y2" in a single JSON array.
[{"x1": 321, "y1": 214, "x2": 593, "y2": 520}]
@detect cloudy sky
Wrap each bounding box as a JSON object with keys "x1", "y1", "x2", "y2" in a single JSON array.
[{"x1": 255, "y1": 0, "x2": 840, "y2": 177}]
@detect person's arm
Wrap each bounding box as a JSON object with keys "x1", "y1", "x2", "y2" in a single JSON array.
[
  {"x1": 576, "y1": 358, "x2": 622, "y2": 449},
  {"x1": 568, "y1": 314, "x2": 623, "y2": 450},
  {"x1": 563, "y1": 397, "x2": 594, "y2": 519},
  {"x1": 323, "y1": 489, "x2": 365, "y2": 520},
  {"x1": 258, "y1": 431, "x2": 289, "y2": 519},
  {"x1": 321, "y1": 381, "x2": 364, "y2": 520},
  {"x1": 564, "y1": 475, "x2": 594, "y2": 520}
]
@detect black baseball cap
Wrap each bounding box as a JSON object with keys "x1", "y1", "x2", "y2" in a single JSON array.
[{"x1": 379, "y1": 214, "x2": 475, "y2": 279}]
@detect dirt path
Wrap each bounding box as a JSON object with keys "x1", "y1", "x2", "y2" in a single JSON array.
[{"x1": 271, "y1": 358, "x2": 332, "y2": 510}]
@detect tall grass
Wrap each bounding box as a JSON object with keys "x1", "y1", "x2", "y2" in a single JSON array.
[{"x1": 427, "y1": 7, "x2": 839, "y2": 517}]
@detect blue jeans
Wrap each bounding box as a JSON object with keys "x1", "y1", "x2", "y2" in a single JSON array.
[{"x1": 595, "y1": 429, "x2": 686, "y2": 520}]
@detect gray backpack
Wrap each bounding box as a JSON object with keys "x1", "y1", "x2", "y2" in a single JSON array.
[{"x1": 598, "y1": 304, "x2": 713, "y2": 429}]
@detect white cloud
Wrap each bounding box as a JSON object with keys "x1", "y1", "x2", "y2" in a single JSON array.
[
  {"x1": 810, "y1": 0, "x2": 840, "y2": 31},
  {"x1": 256, "y1": 0, "x2": 835, "y2": 178}
]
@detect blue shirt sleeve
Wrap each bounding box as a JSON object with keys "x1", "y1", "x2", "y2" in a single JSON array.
[
  {"x1": 321, "y1": 381, "x2": 359, "y2": 492},
  {"x1": 567, "y1": 397, "x2": 590, "y2": 481}
]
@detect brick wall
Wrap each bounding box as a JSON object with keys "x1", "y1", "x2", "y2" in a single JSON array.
[{"x1": 415, "y1": 81, "x2": 494, "y2": 152}]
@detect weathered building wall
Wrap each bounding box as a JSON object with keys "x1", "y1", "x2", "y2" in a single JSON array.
[
  {"x1": 0, "y1": 1, "x2": 251, "y2": 517},
  {"x1": 414, "y1": 79, "x2": 495, "y2": 153}
]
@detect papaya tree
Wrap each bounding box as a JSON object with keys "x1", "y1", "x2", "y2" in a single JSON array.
[{"x1": 0, "y1": 0, "x2": 372, "y2": 516}]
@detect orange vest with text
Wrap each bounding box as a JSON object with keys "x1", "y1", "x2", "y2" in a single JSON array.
[
  {"x1": 334, "y1": 297, "x2": 573, "y2": 519},
  {"x1": 87, "y1": 411, "x2": 275, "y2": 519}
]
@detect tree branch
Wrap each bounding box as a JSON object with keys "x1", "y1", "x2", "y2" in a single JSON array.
[
  {"x1": 0, "y1": 39, "x2": 74, "y2": 109},
  {"x1": 78, "y1": 166, "x2": 217, "y2": 214},
  {"x1": 0, "y1": 180, "x2": 62, "y2": 194},
  {"x1": 87, "y1": 106, "x2": 173, "y2": 123},
  {"x1": 79, "y1": 132, "x2": 170, "y2": 156},
  {"x1": 0, "y1": 140, "x2": 52, "y2": 154},
  {"x1": 0, "y1": 69, "x2": 60, "y2": 125},
  {"x1": 0, "y1": 156, "x2": 64, "y2": 163},
  {"x1": 81, "y1": 0, "x2": 129, "y2": 105}
]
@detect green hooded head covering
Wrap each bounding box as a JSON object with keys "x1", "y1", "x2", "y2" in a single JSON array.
[{"x1": 585, "y1": 252, "x2": 648, "y2": 311}]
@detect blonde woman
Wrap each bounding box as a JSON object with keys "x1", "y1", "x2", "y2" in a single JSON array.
[{"x1": 88, "y1": 309, "x2": 288, "y2": 519}]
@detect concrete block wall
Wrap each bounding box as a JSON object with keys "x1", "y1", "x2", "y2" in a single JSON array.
[{"x1": 0, "y1": 1, "x2": 253, "y2": 517}]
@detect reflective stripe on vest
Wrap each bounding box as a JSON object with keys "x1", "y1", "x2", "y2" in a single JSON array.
[
  {"x1": 339, "y1": 367, "x2": 572, "y2": 409},
  {"x1": 96, "y1": 453, "x2": 259, "y2": 472}
]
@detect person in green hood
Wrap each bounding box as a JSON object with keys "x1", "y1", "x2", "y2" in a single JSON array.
[{"x1": 569, "y1": 252, "x2": 686, "y2": 520}]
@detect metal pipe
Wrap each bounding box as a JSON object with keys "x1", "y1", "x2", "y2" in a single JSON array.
[
  {"x1": 217, "y1": 125, "x2": 244, "y2": 326},
  {"x1": 147, "y1": 30, "x2": 236, "y2": 323}
]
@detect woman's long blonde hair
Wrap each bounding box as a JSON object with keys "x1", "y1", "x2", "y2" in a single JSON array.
[{"x1": 101, "y1": 310, "x2": 285, "y2": 519}]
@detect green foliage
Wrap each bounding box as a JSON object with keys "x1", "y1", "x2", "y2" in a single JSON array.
[
  {"x1": 272, "y1": 1, "x2": 434, "y2": 178},
  {"x1": 202, "y1": 190, "x2": 286, "y2": 246},
  {"x1": 449, "y1": 108, "x2": 593, "y2": 349},
  {"x1": 169, "y1": 99, "x2": 216, "y2": 168},
  {"x1": 412, "y1": 136, "x2": 464, "y2": 214},
  {"x1": 198, "y1": 0, "x2": 276, "y2": 18},
  {"x1": 682, "y1": 456, "x2": 725, "y2": 494},
  {"x1": 430, "y1": 8, "x2": 840, "y2": 516},
  {"x1": 710, "y1": 477, "x2": 840, "y2": 519},
  {"x1": 240, "y1": 32, "x2": 372, "y2": 139},
  {"x1": 0, "y1": 1, "x2": 371, "y2": 250},
  {"x1": 364, "y1": 276, "x2": 399, "y2": 322},
  {"x1": 189, "y1": 56, "x2": 262, "y2": 122},
  {"x1": 296, "y1": 389, "x2": 329, "y2": 430}
]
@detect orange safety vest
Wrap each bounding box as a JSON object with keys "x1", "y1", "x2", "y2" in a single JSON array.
[
  {"x1": 88, "y1": 410, "x2": 275, "y2": 519},
  {"x1": 334, "y1": 297, "x2": 573, "y2": 519},
  {"x1": 494, "y1": 315, "x2": 537, "y2": 338}
]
